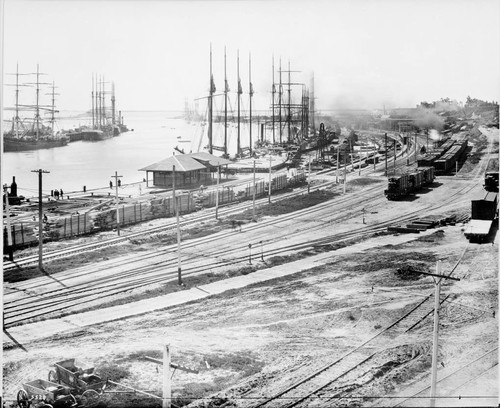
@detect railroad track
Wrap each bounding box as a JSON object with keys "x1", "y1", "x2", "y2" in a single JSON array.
[
  {"x1": 249, "y1": 294, "x2": 441, "y2": 408},
  {"x1": 4, "y1": 135, "x2": 491, "y2": 329}
]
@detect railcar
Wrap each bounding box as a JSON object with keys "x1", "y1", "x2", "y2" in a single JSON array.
[
  {"x1": 464, "y1": 191, "x2": 498, "y2": 242},
  {"x1": 433, "y1": 140, "x2": 468, "y2": 174},
  {"x1": 384, "y1": 166, "x2": 435, "y2": 200},
  {"x1": 484, "y1": 172, "x2": 499, "y2": 192}
]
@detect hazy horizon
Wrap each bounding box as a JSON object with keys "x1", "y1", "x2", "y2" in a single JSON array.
[{"x1": 2, "y1": 0, "x2": 499, "y2": 113}]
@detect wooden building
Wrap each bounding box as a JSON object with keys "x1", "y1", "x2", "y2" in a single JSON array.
[{"x1": 139, "y1": 152, "x2": 231, "y2": 189}]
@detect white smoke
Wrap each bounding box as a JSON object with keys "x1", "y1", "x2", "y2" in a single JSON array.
[{"x1": 429, "y1": 129, "x2": 441, "y2": 141}]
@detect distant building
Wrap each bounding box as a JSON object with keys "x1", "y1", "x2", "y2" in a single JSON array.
[{"x1": 139, "y1": 152, "x2": 231, "y2": 189}]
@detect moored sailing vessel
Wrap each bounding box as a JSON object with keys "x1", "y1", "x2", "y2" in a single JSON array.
[
  {"x1": 3, "y1": 64, "x2": 68, "y2": 152},
  {"x1": 65, "y1": 75, "x2": 126, "y2": 142}
]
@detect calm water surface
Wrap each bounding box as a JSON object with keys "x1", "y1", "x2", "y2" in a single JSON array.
[{"x1": 2, "y1": 111, "x2": 202, "y2": 198}]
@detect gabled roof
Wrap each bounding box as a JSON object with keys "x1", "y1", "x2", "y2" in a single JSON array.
[{"x1": 139, "y1": 153, "x2": 231, "y2": 172}]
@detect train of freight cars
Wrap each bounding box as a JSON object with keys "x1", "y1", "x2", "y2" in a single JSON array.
[
  {"x1": 384, "y1": 139, "x2": 468, "y2": 200},
  {"x1": 417, "y1": 139, "x2": 468, "y2": 174},
  {"x1": 384, "y1": 167, "x2": 435, "y2": 200}
]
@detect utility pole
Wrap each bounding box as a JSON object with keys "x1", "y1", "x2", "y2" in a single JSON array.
[
  {"x1": 32, "y1": 169, "x2": 49, "y2": 271},
  {"x1": 394, "y1": 139, "x2": 397, "y2": 175},
  {"x1": 252, "y1": 160, "x2": 256, "y2": 221},
  {"x1": 268, "y1": 156, "x2": 272, "y2": 203},
  {"x1": 215, "y1": 165, "x2": 221, "y2": 219},
  {"x1": 336, "y1": 144, "x2": 340, "y2": 184},
  {"x1": 406, "y1": 261, "x2": 460, "y2": 407},
  {"x1": 3, "y1": 185, "x2": 14, "y2": 261},
  {"x1": 429, "y1": 261, "x2": 459, "y2": 407},
  {"x1": 145, "y1": 344, "x2": 199, "y2": 408},
  {"x1": 111, "y1": 171, "x2": 123, "y2": 236},
  {"x1": 343, "y1": 149, "x2": 347, "y2": 195},
  {"x1": 308, "y1": 159, "x2": 311, "y2": 193},
  {"x1": 384, "y1": 133, "x2": 388, "y2": 176},
  {"x1": 163, "y1": 343, "x2": 171, "y2": 408},
  {"x1": 172, "y1": 165, "x2": 182, "y2": 285}
]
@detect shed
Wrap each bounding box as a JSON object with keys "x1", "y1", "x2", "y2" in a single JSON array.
[{"x1": 139, "y1": 153, "x2": 231, "y2": 189}]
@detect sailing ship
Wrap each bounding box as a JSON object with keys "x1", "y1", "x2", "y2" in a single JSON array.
[
  {"x1": 190, "y1": 46, "x2": 266, "y2": 160},
  {"x1": 3, "y1": 64, "x2": 68, "y2": 152},
  {"x1": 65, "y1": 75, "x2": 124, "y2": 142}
]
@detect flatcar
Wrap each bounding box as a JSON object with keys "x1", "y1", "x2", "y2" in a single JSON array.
[
  {"x1": 384, "y1": 166, "x2": 435, "y2": 200},
  {"x1": 464, "y1": 191, "x2": 498, "y2": 242}
]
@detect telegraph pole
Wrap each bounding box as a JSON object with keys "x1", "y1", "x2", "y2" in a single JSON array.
[
  {"x1": 406, "y1": 261, "x2": 460, "y2": 407},
  {"x1": 308, "y1": 159, "x2": 311, "y2": 193},
  {"x1": 394, "y1": 139, "x2": 397, "y2": 175},
  {"x1": 32, "y1": 169, "x2": 49, "y2": 271},
  {"x1": 384, "y1": 133, "x2": 388, "y2": 176},
  {"x1": 3, "y1": 185, "x2": 13, "y2": 261},
  {"x1": 268, "y1": 156, "x2": 272, "y2": 203},
  {"x1": 172, "y1": 165, "x2": 182, "y2": 285},
  {"x1": 252, "y1": 160, "x2": 256, "y2": 220},
  {"x1": 215, "y1": 165, "x2": 220, "y2": 219},
  {"x1": 429, "y1": 260, "x2": 461, "y2": 407},
  {"x1": 111, "y1": 171, "x2": 123, "y2": 236},
  {"x1": 163, "y1": 343, "x2": 171, "y2": 408}
]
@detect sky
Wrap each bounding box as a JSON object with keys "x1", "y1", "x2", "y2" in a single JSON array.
[{"x1": 2, "y1": 0, "x2": 500, "y2": 113}]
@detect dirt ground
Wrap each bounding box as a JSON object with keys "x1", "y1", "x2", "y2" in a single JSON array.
[{"x1": 3, "y1": 127, "x2": 498, "y2": 408}]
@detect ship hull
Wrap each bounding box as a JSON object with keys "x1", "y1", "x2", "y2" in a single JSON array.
[{"x1": 3, "y1": 135, "x2": 68, "y2": 152}]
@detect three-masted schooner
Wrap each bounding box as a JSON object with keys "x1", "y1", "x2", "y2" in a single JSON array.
[{"x1": 3, "y1": 64, "x2": 68, "y2": 152}]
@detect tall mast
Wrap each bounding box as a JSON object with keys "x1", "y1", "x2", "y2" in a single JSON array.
[
  {"x1": 208, "y1": 44, "x2": 214, "y2": 155},
  {"x1": 287, "y1": 60, "x2": 291, "y2": 143},
  {"x1": 272, "y1": 55, "x2": 275, "y2": 144},
  {"x1": 111, "y1": 81, "x2": 116, "y2": 125},
  {"x1": 98, "y1": 75, "x2": 102, "y2": 129},
  {"x1": 278, "y1": 58, "x2": 282, "y2": 143},
  {"x1": 91, "y1": 74, "x2": 95, "y2": 129},
  {"x1": 35, "y1": 64, "x2": 41, "y2": 138},
  {"x1": 237, "y1": 49, "x2": 242, "y2": 156},
  {"x1": 46, "y1": 81, "x2": 58, "y2": 134},
  {"x1": 310, "y1": 72, "x2": 315, "y2": 137},
  {"x1": 249, "y1": 52, "x2": 253, "y2": 155},
  {"x1": 102, "y1": 75, "x2": 106, "y2": 126},
  {"x1": 14, "y1": 63, "x2": 20, "y2": 137},
  {"x1": 224, "y1": 46, "x2": 229, "y2": 156}
]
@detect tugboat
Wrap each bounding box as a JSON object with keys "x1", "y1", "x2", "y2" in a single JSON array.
[{"x1": 4, "y1": 64, "x2": 68, "y2": 152}]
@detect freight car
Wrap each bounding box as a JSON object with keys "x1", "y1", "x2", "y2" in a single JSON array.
[
  {"x1": 384, "y1": 166, "x2": 435, "y2": 200},
  {"x1": 484, "y1": 171, "x2": 499, "y2": 192},
  {"x1": 464, "y1": 191, "x2": 498, "y2": 242},
  {"x1": 417, "y1": 138, "x2": 455, "y2": 167},
  {"x1": 433, "y1": 140, "x2": 468, "y2": 174}
]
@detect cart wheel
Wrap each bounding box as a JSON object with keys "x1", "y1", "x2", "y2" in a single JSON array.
[
  {"x1": 16, "y1": 389, "x2": 30, "y2": 408},
  {"x1": 81, "y1": 390, "x2": 100, "y2": 407},
  {"x1": 48, "y1": 369, "x2": 59, "y2": 383}
]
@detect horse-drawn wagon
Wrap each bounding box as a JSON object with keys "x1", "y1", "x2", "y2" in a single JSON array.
[
  {"x1": 16, "y1": 379, "x2": 77, "y2": 408},
  {"x1": 48, "y1": 359, "x2": 106, "y2": 407}
]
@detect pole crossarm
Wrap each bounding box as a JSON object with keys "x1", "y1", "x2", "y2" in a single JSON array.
[
  {"x1": 144, "y1": 356, "x2": 199, "y2": 374},
  {"x1": 407, "y1": 270, "x2": 460, "y2": 282}
]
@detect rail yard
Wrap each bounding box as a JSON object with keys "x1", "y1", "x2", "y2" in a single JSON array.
[{"x1": 3, "y1": 116, "x2": 499, "y2": 408}]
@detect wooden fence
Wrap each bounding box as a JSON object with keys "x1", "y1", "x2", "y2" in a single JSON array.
[{"x1": 4, "y1": 171, "x2": 306, "y2": 251}]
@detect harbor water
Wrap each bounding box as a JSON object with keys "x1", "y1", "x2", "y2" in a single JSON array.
[{"x1": 2, "y1": 111, "x2": 260, "y2": 199}]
